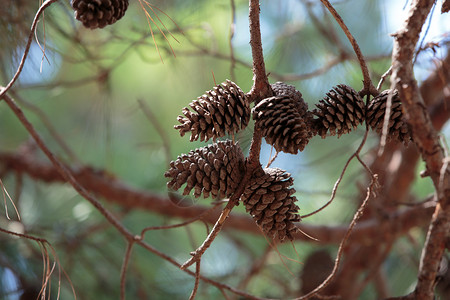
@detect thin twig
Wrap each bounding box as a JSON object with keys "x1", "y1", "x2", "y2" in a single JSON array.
[
  {"x1": 0, "y1": 0, "x2": 59, "y2": 98},
  {"x1": 266, "y1": 151, "x2": 279, "y2": 168},
  {"x1": 140, "y1": 203, "x2": 222, "y2": 237},
  {"x1": 138, "y1": 99, "x2": 172, "y2": 165},
  {"x1": 0, "y1": 226, "x2": 77, "y2": 299},
  {"x1": 295, "y1": 172, "x2": 378, "y2": 299},
  {"x1": 120, "y1": 242, "x2": 135, "y2": 300},
  {"x1": 1, "y1": 178, "x2": 20, "y2": 220},
  {"x1": 189, "y1": 260, "x2": 201, "y2": 300},
  {"x1": 12, "y1": 91, "x2": 79, "y2": 163},
  {"x1": 0, "y1": 92, "x2": 134, "y2": 241},
  {"x1": 318, "y1": 0, "x2": 376, "y2": 96},
  {"x1": 180, "y1": 200, "x2": 236, "y2": 270},
  {"x1": 376, "y1": 66, "x2": 392, "y2": 91},
  {"x1": 377, "y1": 89, "x2": 396, "y2": 156},
  {"x1": 301, "y1": 129, "x2": 370, "y2": 218},
  {"x1": 135, "y1": 239, "x2": 268, "y2": 300},
  {"x1": 0, "y1": 226, "x2": 48, "y2": 243},
  {"x1": 181, "y1": 0, "x2": 274, "y2": 271}
]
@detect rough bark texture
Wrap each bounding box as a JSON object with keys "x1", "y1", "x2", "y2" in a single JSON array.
[{"x1": 390, "y1": 1, "x2": 449, "y2": 299}]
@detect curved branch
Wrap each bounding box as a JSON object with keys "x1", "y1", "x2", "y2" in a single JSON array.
[
  {"x1": 0, "y1": 0, "x2": 59, "y2": 98},
  {"x1": 319, "y1": 0, "x2": 377, "y2": 96},
  {"x1": 0, "y1": 92, "x2": 134, "y2": 240}
]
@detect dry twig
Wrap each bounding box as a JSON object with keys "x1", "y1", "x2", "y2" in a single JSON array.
[
  {"x1": 318, "y1": 0, "x2": 377, "y2": 96},
  {"x1": 120, "y1": 242, "x2": 134, "y2": 300},
  {"x1": 296, "y1": 171, "x2": 378, "y2": 299},
  {"x1": 0, "y1": 0, "x2": 59, "y2": 98},
  {"x1": 189, "y1": 260, "x2": 201, "y2": 300}
]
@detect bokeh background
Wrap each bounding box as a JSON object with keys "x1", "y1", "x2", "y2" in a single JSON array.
[{"x1": 1, "y1": 0, "x2": 449, "y2": 299}]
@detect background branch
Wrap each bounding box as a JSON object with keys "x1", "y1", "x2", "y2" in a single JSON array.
[
  {"x1": 1, "y1": 0, "x2": 449, "y2": 298},
  {"x1": 0, "y1": 150, "x2": 436, "y2": 244}
]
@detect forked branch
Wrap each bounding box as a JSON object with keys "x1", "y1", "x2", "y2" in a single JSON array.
[{"x1": 180, "y1": 0, "x2": 272, "y2": 273}]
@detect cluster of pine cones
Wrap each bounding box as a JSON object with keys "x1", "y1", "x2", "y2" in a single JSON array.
[
  {"x1": 69, "y1": 0, "x2": 412, "y2": 242},
  {"x1": 165, "y1": 79, "x2": 411, "y2": 242},
  {"x1": 71, "y1": 0, "x2": 129, "y2": 29}
]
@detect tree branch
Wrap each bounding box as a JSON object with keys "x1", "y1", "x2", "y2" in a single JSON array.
[
  {"x1": 390, "y1": 0, "x2": 450, "y2": 298},
  {"x1": 319, "y1": 0, "x2": 377, "y2": 96},
  {"x1": 248, "y1": 0, "x2": 273, "y2": 102},
  {"x1": 0, "y1": 91, "x2": 135, "y2": 240}
]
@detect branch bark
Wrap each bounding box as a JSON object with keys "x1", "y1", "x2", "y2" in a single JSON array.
[
  {"x1": 319, "y1": 0, "x2": 377, "y2": 96},
  {"x1": 248, "y1": 0, "x2": 273, "y2": 102},
  {"x1": 390, "y1": 0, "x2": 450, "y2": 298}
]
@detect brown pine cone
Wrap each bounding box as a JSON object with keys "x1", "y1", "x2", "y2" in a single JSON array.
[
  {"x1": 253, "y1": 93, "x2": 313, "y2": 154},
  {"x1": 71, "y1": 0, "x2": 129, "y2": 29},
  {"x1": 241, "y1": 167, "x2": 301, "y2": 241},
  {"x1": 271, "y1": 82, "x2": 308, "y2": 113},
  {"x1": 175, "y1": 80, "x2": 250, "y2": 142},
  {"x1": 366, "y1": 89, "x2": 411, "y2": 144},
  {"x1": 312, "y1": 84, "x2": 365, "y2": 138},
  {"x1": 165, "y1": 140, "x2": 245, "y2": 199},
  {"x1": 300, "y1": 249, "x2": 334, "y2": 295}
]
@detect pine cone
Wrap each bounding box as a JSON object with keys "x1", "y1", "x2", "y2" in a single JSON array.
[
  {"x1": 175, "y1": 80, "x2": 250, "y2": 142},
  {"x1": 300, "y1": 249, "x2": 334, "y2": 295},
  {"x1": 271, "y1": 82, "x2": 308, "y2": 113},
  {"x1": 253, "y1": 94, "x2": 313, "y2": 154},
  {"x1": 366, "y1": 89, "x2": 411, "y2": 144},
  {"x1": 241, "y1": 167, "x2": 301, "y2": 241},
  {"x1": 312, "y1": 84, "x2": 365, "y2": 138},
  {"x1": 71, "y1": 0, "x2": 129, "y2": 29},
  {"x1": 165, "y1": 140, "x2": 245, "y2": 199}
]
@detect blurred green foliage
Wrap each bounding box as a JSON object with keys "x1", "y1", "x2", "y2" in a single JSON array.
[{"x1": 1, "y1": 0, "x2": 447, "y2": 299}]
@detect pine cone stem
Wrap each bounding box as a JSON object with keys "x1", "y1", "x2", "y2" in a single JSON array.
[
  {"x1": 248, "y1": 0, "x2": 273, "y2": 103},
  {"x1": 180, "y1": 199, "x2": 237, "y2": 270},
  {"x1": 247, "y1": 130, "x2": 264, "y2": 169}
]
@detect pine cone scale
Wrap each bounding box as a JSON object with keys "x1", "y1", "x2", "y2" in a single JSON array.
[
  {"x1": 366, "y1": 89, "x2": 411, "y2": 144},
  {"x1": 312, "y1": 84, "x2": 365, "y2": 138},
  {"x1": 241, "y1": 167, "x2": 301, "y2": 241},
  {"x1": 176, "y1": 80, "x2": 250, "y2": 142},
  {"x1": 165, "y1": 141, "x2": 245, "y2": 199},
  {"x1": 72, "y1": 0, "x2": 128, "y2": 29}
]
